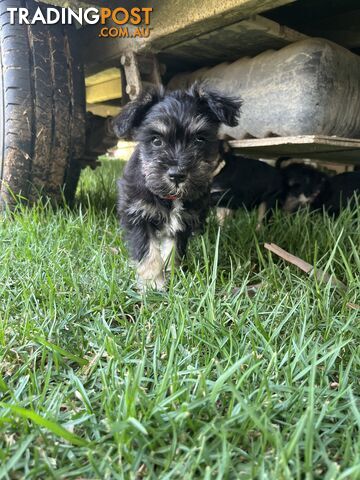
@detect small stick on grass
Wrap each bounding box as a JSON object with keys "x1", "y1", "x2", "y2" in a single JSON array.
[
  {"x1": 264, "y1": 243, "x2": 359, "y2": 310},
  {"x1": 264, "y1": 243, "x2": 346, "y2": 289}
]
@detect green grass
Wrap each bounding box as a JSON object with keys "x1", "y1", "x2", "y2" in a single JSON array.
[{"x1": 0, "y1": 159, "x2": 359, "y2": 479}]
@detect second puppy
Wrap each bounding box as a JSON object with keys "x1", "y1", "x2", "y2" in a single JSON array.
[
  {"x1": 211, "y1": 149, "x2": 284, "y2": 225},
  {"x1": 281, "y1": 163, "x2": 329, "y2": 213},
  {"x1": 282, "y1": 165, "x2": 360, "y2": 215}
]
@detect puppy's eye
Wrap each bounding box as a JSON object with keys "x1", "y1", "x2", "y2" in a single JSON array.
[
  {"x1": 151, "y1": 136, "x2": 163, "y2": 147},
  {"x1": 195, "y1": 135, "x2": 205, "y2": 143}
]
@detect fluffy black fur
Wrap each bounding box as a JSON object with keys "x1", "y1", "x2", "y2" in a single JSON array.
[
  {"x1": 113, "y1": 84, "x2": 241, "y2": 289},
  {"x1": 311, "y1": 171, "x2": 360, "y2": 215},
  {"x1": 211, "y1": 149, "x2": 283, "y2": 219}
]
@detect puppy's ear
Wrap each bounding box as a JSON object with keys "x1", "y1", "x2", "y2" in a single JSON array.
[
  {"x1": 191, "y1": 83, "x2": 242, "y2": 127},
  {"x1": 202, "y1": 90, "x2": 242, "y2": 127},
  {"x1": 112, "y1": 86, "x2": 164, "y2": 139}
]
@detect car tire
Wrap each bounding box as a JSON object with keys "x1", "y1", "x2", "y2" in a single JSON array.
[{"x1": 0, "y1": 0, "x2": 86, "y2": 206}]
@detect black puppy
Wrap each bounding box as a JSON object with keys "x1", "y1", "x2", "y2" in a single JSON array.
[
  {"x1": 312, "y1": 171, "x2": 360, "y2": 215},
  {"x1": 113, "y1": 85, "x2": 241, "y2": 290},
  {"x1": 281, "y1": 163, "x2": 329, "y2": 213},
  {"x1": 210, "y1": 147, "x2": 283, "y2": 226}
]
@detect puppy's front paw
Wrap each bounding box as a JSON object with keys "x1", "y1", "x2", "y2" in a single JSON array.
[
  {"x1": 216, "y1": 207, "x2": 233, "y2": 225},
  {"x1": 137, "y1": 274, "x2": 166, "y2": 292},
  {"x1": 136, "y1": 241, "x2": 166, "y2": 291}
]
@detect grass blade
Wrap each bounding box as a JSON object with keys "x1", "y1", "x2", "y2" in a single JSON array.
[
  {"x1": 0, "y1": 403, "x2": 90, "y2": 447},
  {"x1": 210, "y1": 354, "x2": 252, "y2": 402},
  {"x1": 34, "y1": 336, "x2": 88, "y2": 366}
]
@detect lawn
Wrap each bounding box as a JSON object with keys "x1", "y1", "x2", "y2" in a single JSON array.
[{"x1": 0, "y1": 159, "x2": 359, "y2": 479}]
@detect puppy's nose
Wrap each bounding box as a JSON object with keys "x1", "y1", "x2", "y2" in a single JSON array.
[{"x1": 168, "y1": 168, "x2": 186, "y2": 185}]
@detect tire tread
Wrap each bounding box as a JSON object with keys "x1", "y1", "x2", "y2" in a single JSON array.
[{"x1": 0, "y1": 0, "x2": 85, "y2": 206}]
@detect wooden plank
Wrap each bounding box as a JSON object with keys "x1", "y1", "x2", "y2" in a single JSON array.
[
  {"x1": 82, "y1": 0, "x2": 295, "y2": 72},
  {"x1": 159, "y1": 15, "x2": 307, "y2": 70},
  {"x1": 85, "y1": 68, "x2": 121, "y2": 87},
  {"x1": 86, "y1": 77, "x2": 122, "y2": 103},
  {"x1": 148, "y1": 0, "x2": 295, "y2": 51},
  {"x1": 228, "y1": 136, "x2": 360, "y2": 165},
  {"x1": 87, "y1": 103, "x2": 121, "y2": 117}
]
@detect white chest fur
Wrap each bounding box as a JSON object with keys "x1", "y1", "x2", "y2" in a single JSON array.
[{"x1": 166, "y1": 199, "x2": 185, "y2": 235}]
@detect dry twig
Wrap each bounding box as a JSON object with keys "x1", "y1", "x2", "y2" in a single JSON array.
[{"x1": 264, "y1": 243, "x2": 359, "y2": 310}]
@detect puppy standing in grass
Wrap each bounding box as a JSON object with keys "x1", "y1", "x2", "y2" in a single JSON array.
[{"x1": 113, "y1": 85, "x2": 241, "y2": 290}]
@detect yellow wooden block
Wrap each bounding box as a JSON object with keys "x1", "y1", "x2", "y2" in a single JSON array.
[{"x1": 86, "y1": 68, "x2": 122, "y2": 103}]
